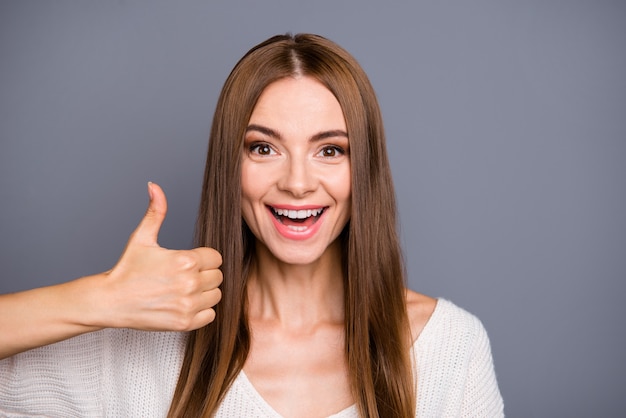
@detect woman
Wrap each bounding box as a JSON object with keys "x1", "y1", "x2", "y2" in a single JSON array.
[{"x1": 0, "y1": 34, "x2": 503, "y2": 417}]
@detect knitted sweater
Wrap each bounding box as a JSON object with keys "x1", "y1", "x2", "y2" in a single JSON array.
[{"x1": 0, "y1": 299, "x2": 503, "y2": 417}]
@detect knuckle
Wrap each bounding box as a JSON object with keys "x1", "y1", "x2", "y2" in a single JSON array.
[
  {"x1": 174, "y1": 317, "x2": 193, "y2": 331},
  {"x1": 180, "y1": 276, "x2": 200, "y2": 294},
  {"x1": 176, "y1": 296, "x2": 195, "y2": 313},
  {"x1": 175, "y1": 252, "x2": 196, "y2": 270},
  {"x1": 170, "y1": 299, "x2": 195, "y2": 331}
]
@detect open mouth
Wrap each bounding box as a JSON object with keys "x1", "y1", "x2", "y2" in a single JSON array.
[{"x1": 269, "y1": 206, "x2": 326, "y2": 229}]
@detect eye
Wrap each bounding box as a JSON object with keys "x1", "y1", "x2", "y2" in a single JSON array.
[
  {"x1": 249, "y1": 143, "x2": 276, "y2": 156},
  {"x1": 318, "y1": 145, "x2": 345, "y2": 158}
]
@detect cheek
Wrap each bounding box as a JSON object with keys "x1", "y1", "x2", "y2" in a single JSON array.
[
  {"x1": 342, "y1": 170, "x2": 352, "y2": 218},
  {"x1": 240, "y1": 162, "x2": 272, "y2": 225},
  {"x1": 337, "y1": 166, "x2": 352, "y2": 201},
  {"x1": 331, "y1": 166, "x2": 352, "y2": 217},
  {"x1": 240, "y1": 164, "x2": 257, "y2": 210},
  {"x1": 240, "y1": 191, "x2": 261, "y2": 240},
  {"x1": 240, "y1": 160, "x2": 263, "y2": 199}
]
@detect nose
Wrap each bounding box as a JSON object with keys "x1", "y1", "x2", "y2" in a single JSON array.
[{"x1": 277, "y1": 156, "x2": 317, "y2": 198}]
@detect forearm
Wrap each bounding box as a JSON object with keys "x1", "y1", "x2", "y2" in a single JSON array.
[
  {"x1": 0, "y1": 274, "x2": 104, "y2": 359},
  {"x1": 0, "y1": 184, "x2": 222, "y2": 360}
]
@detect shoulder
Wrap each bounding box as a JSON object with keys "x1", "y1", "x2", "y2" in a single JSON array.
[
  {"x1": 405, "y1": 291, "x2": 490, "y2": 347},
  {"x1": 406, "y1": 295, "x2": 495, "y2": 382},
  {"x1": 406, "y1": 299, "x2": 504, "y2": 416},
  {"x1": 410, "y1": 296, "x2": 492, "y2": 359}
]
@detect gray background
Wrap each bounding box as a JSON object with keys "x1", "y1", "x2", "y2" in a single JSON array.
[{"x1": 1, "y1": 1, "x2": 624, "y2": 416}]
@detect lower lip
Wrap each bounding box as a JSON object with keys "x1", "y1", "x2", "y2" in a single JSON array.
[{"x1": 267, "y1": 207, "x2": 325, "y2": 241}]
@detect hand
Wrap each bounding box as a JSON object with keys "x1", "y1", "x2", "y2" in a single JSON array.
[{"x1": 91, "y1": 182, "x2": 223, "y2": 331}]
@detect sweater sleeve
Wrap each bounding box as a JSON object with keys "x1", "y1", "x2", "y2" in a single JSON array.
[
  {"x1": 0, "y1": 329, "x2": 187, "y2": 417},
  {"x1": 459, "y1": 317, "x2": 504, "y2": 417},
  {"x1": 0, "y1": 331, "x2": 107, "y2": 417}
]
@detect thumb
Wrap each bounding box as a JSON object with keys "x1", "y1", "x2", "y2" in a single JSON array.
[{"x1": 130, "y1": 182, "x2": 168, "y2": 246}]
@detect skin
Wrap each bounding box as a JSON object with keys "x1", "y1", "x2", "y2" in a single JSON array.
[
  {"x1": 0, "y1": 75, "x2": 436, "y2": 418},
  {"x1": 240, "y1": 76, "x2": 437, "y2": 417},
  {"x1": 0, "y1": 182, "x2": 223, "y2": 360}
]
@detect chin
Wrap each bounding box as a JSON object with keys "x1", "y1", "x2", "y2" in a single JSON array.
[{"x1": 273, "y1": 249, "x2": 326, "y2": 266}]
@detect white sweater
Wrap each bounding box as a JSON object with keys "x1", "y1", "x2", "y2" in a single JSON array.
[{"x1": 0, "y1": 299, "x2": 503, "y2": 417}]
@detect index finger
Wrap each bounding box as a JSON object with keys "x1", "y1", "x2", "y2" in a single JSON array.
[{"x1": 190, "y1": 247, "x2": 223, "y2": 271}]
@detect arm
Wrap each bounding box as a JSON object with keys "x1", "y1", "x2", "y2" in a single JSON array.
[
  {"x1": 460, "y1": 320, "x2": 504, "y2": 417},
  {"x1": 0, "y1": 182, "x2": 222, "y2": 360}
]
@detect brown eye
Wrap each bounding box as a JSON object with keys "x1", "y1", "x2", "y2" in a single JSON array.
[
  {"x1": 319, "y1": 146, "x2": 344, "y2": 158},
  {"x1": 250, "y1": 143, "x2": 275, "y2": 156}
]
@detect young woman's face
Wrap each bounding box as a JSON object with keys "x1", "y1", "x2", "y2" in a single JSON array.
[{"x1": 241, "y1": 76, "x2": 351, "y2": 265}]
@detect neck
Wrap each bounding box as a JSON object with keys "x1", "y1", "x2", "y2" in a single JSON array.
[{"x1": 246, "y1": 240, "x2": 345, "y2": 330}]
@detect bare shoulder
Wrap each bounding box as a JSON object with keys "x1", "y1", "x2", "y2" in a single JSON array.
[{"x1": 405, "y1": 289, "x2": 437, "y2": 344}]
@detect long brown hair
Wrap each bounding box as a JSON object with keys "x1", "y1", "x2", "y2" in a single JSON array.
[{"x1": 168, "y1": 33, "x2": 414, "y2": 418}]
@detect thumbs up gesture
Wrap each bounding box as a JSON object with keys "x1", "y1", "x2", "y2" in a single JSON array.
[
  {"x1": 95, "y1": 182, "x2": 223, "y2": 331},
  {"x1": 0, "y1": 182, "x2": 223, "y2": 359}
]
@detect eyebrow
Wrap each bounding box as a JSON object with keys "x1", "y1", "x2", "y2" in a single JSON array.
[{"x1": 246, "y1": 124, "x2": 348, "y2": 142}]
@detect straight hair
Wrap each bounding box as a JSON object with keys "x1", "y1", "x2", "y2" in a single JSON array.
[{"x1": 168, "y1": 33, "x2": 414, "y2": 418}]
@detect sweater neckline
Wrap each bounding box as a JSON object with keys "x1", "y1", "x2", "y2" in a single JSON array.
[
  {"x1": 237, "y1": 370, "x2": 359, "y2": 418},
  {"x1": 236, "y1": 298, "x2": 446, "y2": 417}
]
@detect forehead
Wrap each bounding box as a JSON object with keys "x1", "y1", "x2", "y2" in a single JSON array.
[{"x1": 248, "y1": 76, "x2": 347, "y2": 133}]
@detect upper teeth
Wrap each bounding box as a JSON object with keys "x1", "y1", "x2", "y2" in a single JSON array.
[{"x1": 273, "y1": 207, "x2": 324, "y2": 219}]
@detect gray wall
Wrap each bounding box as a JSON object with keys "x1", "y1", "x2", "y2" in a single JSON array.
[{"x1": 1, "y1": 1, "x2": 624, "y2": 416}]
